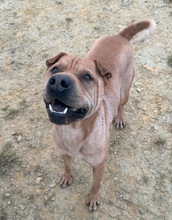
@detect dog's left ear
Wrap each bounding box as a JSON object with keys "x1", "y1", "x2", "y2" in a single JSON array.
[
  {"x1": 94, "y1": 60, "x2": 112, "y2": 81},
  {"x1": 46, "y1": 52, "x2": 68, "y2": 68}
]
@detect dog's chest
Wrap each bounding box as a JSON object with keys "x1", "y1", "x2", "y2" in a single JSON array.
[
  {"x1": 62, "y1": 125, "x2": 83, "y2": 154},
  {"x1": 53, "y1": 115, "x2": 108, "y2": 164},
  {"x1": 53, "y1": 124, "x2": 86, "y2": 157}
]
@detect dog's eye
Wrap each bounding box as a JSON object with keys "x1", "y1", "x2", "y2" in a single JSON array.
[
  {"x1": 51, "y1": 67, "x2": 59, "y2": 74},
  {"x1": 84, "y1": 73, "x2": 92, "y2": 80}
]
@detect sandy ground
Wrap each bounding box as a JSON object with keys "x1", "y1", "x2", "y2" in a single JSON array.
[{"x1": 0, "y1": 0, "x2": 172, "y2": 219}]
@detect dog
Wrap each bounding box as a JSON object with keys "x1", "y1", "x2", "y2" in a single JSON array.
[{"x1": 42, "y1": 19, "x2": 155, "y2": 212}]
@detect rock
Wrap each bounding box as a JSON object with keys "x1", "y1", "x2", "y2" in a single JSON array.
[
  {"x1": 122, "y1": 0, "x2": 132, "y2": 6},
  {"x1": 17, "y1": 135, "x2": 22, "y2": 142},
  {"x1": 19, "y1": 205, "x2": 26, "y2": 211},
  {"x1": 36, "y1": 177, "x2": 41, "y2": 184},
  {"x1": 143, "y1": 65, "x2": 154, "y2": 73},
  {"x1": 4, "y1": 193, "x2": 10, "y2": 198},
  {"x1": 49, "y1": 181, "x2": 57, "y2": 188}
]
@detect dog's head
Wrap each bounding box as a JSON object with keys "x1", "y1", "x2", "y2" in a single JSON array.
[{"x1": 42, "y1": 52, "x2": 111, "y2": 125}]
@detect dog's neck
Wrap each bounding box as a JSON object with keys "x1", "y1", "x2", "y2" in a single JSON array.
[{"x1": 64, "y1": 99, "x2": 109, "y2": 133}]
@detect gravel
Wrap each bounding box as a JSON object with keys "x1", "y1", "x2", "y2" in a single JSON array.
[{"x1": 0, "y1": 0, "x2": 172, "y2": 219}]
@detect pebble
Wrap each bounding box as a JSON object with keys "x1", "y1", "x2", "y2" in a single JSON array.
[
  {"x1": 154, "y1": 125, "x2": 159, "y2": 130},
  {"x1": 49, "y1": 181, "x2": 57, "y2": 188},
  {"x1": 136, "y1": 88, "x2": 142, "y2": 93},
  {"x1": 123, "y1": 194, "x2": 131, "y2": 201},
  {"x1": 37, "y1": 173, "x2": 43, "y2": 177},
  {"x1": 143, "y1": 65, "x2": 154, "y2": 72},
  {"x1": 19, "y1": 205, "x2": 26, "y2": 210},
  {"x1": 122, "y1": 0, "x2": 132, "y2": 6},
  {"x1": 69, "y1": 207, "x2": 75, "y2": 211},
  {"x1": 17, "y1": 135, "x2": 22, "y2": 142},
  {"x1": 4, "y1": 193, "x2": 10, "y2": 198},
  {"x1": 36, "y1": 177, "x2": 41, "y2": 184}
]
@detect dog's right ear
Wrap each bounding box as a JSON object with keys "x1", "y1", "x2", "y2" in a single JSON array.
[{"x1": 46, "y1": 52, "x2": 67, "y2": 68}]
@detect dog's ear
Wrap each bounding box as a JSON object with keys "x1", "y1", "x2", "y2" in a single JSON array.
[
  {"x1": 46, "y1": 52, "x2": 68, "y2": 68},
  {"x1": 94, "y1": 60, "x2": 112, "y2": 81}
]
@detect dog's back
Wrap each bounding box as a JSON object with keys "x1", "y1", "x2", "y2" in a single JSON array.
[
  {"x1": 86, "y1": 19, "x2": 155, "y2": 126},
  {"x1": 86, "y1": 35, "x2": 134, "y2": 121}
]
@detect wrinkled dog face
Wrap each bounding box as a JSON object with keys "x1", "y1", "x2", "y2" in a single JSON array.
[{"x1": 43, "y1": 53, "x2": 109, "y2": 125}]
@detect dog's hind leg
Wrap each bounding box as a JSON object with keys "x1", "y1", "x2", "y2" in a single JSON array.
[
  {"x1": 115, "y1": 66, "x2": 135, "y2": 130},
  {"x1": 115, "y1": 75, "x2": 134, "y2": 129},
  {"x1": 115, "y1": 85, "x2": 130, "y2": 129},
  {"x1": 60, "y1": 154, "x2": 73, "y2": 188}
]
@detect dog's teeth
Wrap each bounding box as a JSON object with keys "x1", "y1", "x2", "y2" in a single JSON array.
[
  {"x1": 49, "y1": 104, "x2": 54, "y2": 112},
  {"x1": 49, "y1": 104, "x2": 68, "y2": 114},
  {"x1": 64, "y1": 108, "x2": 68, "y2": 114},
  {"x1": 49, "y1": 104, "x2": 57, "y2": 113},
  {"x1": 58, "y1": 107, "x2": 68, "y2": 114},
  {"x1": 63, "y1": 108, "x2": 68, "y2": 114}
]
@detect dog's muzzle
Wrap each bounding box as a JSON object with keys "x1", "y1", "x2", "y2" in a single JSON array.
[{"x1": 44, "y1": 74, "x2": 88, "y2": 125}]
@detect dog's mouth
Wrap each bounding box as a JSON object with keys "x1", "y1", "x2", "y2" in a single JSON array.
[
  {"x1": 45, "y1": 99, "x2": 88, "y2": 125},
  {"x1": 49, "y1": 99, "x2": 86, "y2": 115}
]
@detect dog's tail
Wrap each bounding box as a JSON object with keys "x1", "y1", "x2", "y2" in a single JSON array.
[{"x1": 117, "y1": 19, "x2": 156, "y2": 44}]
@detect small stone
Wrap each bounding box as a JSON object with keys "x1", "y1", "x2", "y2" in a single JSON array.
[
  {"x1": 49, "y1": 181, "x2": 56, "y2": 188},
  {"x1": 122, "y1": 0, "x2": 132, "y2": 6},
  {"x1": 69, "y1": 207, "x2": 74, "y2": 211},
  {"x1": 160, "y1": 186, "x2": 166, "y2": 192},
  {"x1": 4, "y1": 193, "x2": 10, "y2": 198},
  {"x1": 19, "y1": 205, "x2": 26, "y2": 210},
  {"x1": 17, "y1": 135, "x2": 22, "y2": 142},
  {"x1": 143, "y1": 65, "x2": 154, "y2": 73},
  {"x1": 136, "y1": 88, "x2": 142, "y2": 93},
  {"x1": 123, "y1": 193, "x2": 131, "y2": 201},
  {"x1": 36, "y1": 177, "x2": 41, "y2": 184},
  {"x1": 37, "y1": 173, "x2": 43, "y2": 177},
  {"x1": 154, "y1": 57, "x2": 161, "y2": 63},
  {"x1": 154, "y1": 125, "x2": 159, "y2": 130}
]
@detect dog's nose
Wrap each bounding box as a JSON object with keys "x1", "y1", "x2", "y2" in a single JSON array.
[{"x1": 48, "y1": 75, "x2": 72, "y2": 92}]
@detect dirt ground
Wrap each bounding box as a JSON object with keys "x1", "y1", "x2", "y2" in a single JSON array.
[{"x1": 0, "y1": 0, "x2": 172, "y2": 219}]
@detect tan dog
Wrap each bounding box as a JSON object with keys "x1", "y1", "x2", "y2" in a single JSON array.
[{"x1": 43, "y1": 19, "x2": 155, "y2": 212}]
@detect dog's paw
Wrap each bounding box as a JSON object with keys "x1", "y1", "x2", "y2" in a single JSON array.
[
  {"x1": 86, "y1": 199, "x2": 100, "y2": 213},
  {"x1": 114, "y1": 120, "x2": 125, "y2": 130},
  {"x1": 60, "y1": 175, "x2": 72, "y2": 188}
]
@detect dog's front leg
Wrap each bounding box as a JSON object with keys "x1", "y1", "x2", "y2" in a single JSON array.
[
  {"x1": 87, "y1": 163, "x2": 105, "y2": 212},
  {"x1": 60, "y1": 154, "x2": 72, "y2": 188},
  {"x1": 115, "y1": 105, "x2": 125, "y2": 129}
]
